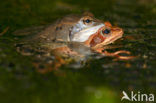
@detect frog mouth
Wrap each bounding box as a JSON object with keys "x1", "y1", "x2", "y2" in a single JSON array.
[{"x1": 70, "y1": 24, "x2": 105, "y2": 42}]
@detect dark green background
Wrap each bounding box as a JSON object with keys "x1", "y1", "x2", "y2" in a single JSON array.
[{"x1": 0, "y1": 0, "x2": 156, "y2": 103}]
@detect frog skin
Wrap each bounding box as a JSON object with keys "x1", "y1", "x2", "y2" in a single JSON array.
[{"x1": 14, "y1": 12, "x2": 104, "y2": 44}]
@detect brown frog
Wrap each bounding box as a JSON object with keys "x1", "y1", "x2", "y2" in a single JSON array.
[
  {"x1": 15, "y1": 12, "x2": 107, "y2": 58},
  {"x1": 84, "y1": 22, "x2": 135, "y2": 60},
  {"x1": 15, "y1": 12, "x2": 104, "y2": 44},
  {"x1": 14, "y1": 13, "x2": 134, "y2": 73}
]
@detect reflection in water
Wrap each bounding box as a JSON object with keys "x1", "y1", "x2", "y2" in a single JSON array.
[{"x1": 0, "y1": 0, "x2": 155, "y2": 103}]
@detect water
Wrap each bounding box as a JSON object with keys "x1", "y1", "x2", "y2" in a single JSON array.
[{"x1": 0, "y1": 0, "x2": 156, "y2": 103}]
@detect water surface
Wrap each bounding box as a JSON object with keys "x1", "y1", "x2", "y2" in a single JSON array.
[{"x1": 0, "y1": 0, "x2": 156, "y2": 103}]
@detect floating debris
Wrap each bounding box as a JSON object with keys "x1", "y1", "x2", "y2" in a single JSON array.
[{"x1": 0, "y1": 27, "x2": 9, "y2": 36}]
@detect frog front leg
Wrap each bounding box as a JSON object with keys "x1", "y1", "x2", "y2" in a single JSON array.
[{"x1": 94, "y1": 48, "x2": 136, "y2": 60}]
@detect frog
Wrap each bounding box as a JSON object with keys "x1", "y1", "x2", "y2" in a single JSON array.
[
  {"x1": 83, "y1": 21, "x2": 135, "y2": 60},
  {"x1": 14, "y1": 13, "x2": 134, "y2": 73},
  {"x1": 14, "y1": 12, "x2": 104, "y2": 44}
]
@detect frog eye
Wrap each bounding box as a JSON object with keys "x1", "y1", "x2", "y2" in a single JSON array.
[
  {"x1": 85, "y1": 19, "x2": 91, "y2": 23},
  {"x1": 83, "y1": 19, "x2": 93, "y2": 25},
  {"x1": 101, "y1": 29, "x2": 111, "y2": 35}
]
